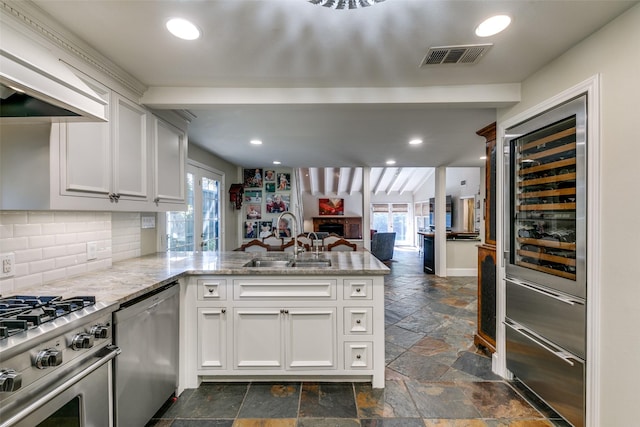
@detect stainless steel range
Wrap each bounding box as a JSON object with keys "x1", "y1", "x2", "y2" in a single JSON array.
[{"x1": 0, "y1": 295, "x2": 119, "y2": 427}]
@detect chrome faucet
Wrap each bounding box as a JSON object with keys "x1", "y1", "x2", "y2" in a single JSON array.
[
  {"x1": 277, "y1": 212, "x2": 299, "y2": 260},
  {"x1": 307, "y1": 231, "x2": 320, "y2": 256}
]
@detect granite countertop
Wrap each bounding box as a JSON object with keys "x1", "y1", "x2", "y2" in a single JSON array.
[{"x1": 23, "y1": 251, "x2": 389, "y2": 307}]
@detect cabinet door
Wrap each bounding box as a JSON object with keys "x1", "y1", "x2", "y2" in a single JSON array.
[
  {"x1": 152, "y1": 117, "x2": 186, "y2": 205},
  {"x1": 285, "y1": 308, "x2": 336, "y2": 369},
  {"x1": 197, "y1": 308, "x2": 228, "y2": 369},
  {"x1": 234, "y1": 308, "x2": 282, "y2": 369},
  {"x1": 112, "y1": 94, "x2": 148, "y2": 199},
  {"x1": 58, "y1": 121, "x2": 111, "y2": 196},
  {"x1": 57, "y1": 78, "x2": 111, "y2": 198},
  {"x1": 475, "y1": 245, "x2": 496, "y2": 352}
]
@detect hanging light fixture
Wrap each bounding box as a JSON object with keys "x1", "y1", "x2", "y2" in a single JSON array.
[{"x1": 308, "y1": 0, "x2": 386, "y2": 10}]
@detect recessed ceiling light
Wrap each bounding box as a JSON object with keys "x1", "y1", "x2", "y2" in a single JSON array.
[
  {"x1": 386, "y1": 160, "x2": 396, "y2": 165},
  {"x1": 250, "y1": 139, "x2": 263, "y2": 145},
  {"x1": 273, "y1": 161, "x2": 281, "y2": 165},
  {"x1": 166, "y1": 18, "x2": 201, "y2": 40},
  {"x1": 475, "y1": 15, "x2": 511, "y2": 37},
  {"x1": 409, "y1": 138, "x2": 423, "y2": 145}
]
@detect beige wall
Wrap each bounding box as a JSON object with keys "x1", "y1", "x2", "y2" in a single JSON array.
[{"x1": 497, "y1": 4, "x2": 640, "y2": 424}]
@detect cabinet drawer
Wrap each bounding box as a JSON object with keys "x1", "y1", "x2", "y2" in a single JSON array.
[
  {"x1": 343, "y1": 279, "x2": 372, "y2": 300},
  {"x1": 506, "y1": 279, "x2": 585, "y2": 358},
  {"x1": 234, "y1": 279, "x2": 336, "y2": 300},
  {"x1": 506, "y1": 321, "x2": 584, "y2": 427},
  {"x1": 343, "y1": 307, "x2": 372, "y2": 334},
  {"x1": 344, "y1": 342, "x2": 372, "y2": 369},
  {"x1": 197, "y1": 278, "x2": 227, "y2": 301}
]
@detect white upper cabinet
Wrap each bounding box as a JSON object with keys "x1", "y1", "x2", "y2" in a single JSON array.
[
  {"x1": 151, "y1": 115, "x2": 187, "y2": 208},
  {"x1": 55, "y1": 93, "x2": 187, "y2": 211},
  {"x1": 0, "y1": 75, "x2": 187, "y2": 211},
  {"x1": 58, "y1": 77, "x2": 111, "y2": 197},
  {"x1": 111, "y1": 93, "x2": 148, "y2": 201},
  {"x1": 52, "y1": 90, "x2": 151, "y2": 210}
]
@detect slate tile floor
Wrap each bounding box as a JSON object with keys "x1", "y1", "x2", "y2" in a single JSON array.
[{"x1": 147, "y1": 247, "x2": 570, "y2": 427}]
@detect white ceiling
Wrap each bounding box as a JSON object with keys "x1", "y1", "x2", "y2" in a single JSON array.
[{"x1": 24, "y1": 0, "x2": 637, "y2": 190}]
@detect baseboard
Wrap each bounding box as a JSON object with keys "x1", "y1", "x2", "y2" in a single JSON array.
[{"x1": 445, "y1": 268, "x2": 477, "y2": 276}]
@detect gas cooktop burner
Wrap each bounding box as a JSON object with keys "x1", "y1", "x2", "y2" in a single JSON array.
[{"x1": 0, "y1": 295, "x2": 96, "y2": 339}]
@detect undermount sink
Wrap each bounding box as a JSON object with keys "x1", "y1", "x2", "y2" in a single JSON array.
[
  {"x1": 243, "y1": 259, "x2": 293, "y2": 268},
  {"x1": 291, "y1": 259, "x2": 332, "y2": 268},
  {"x1": 243, "y1": 258, "x2": 332, "y2": 268}
]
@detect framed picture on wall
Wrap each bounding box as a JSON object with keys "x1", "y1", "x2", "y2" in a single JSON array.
[
  {"x1": 245, "y1": 203, "x2": 261, "y2": 220},
  {"x1": 319, "y1": 198, "x2": 344, "y2": 216},
  {"x1": 244, "y1": 190, "x2": 262, "y2": 203},
  {"x1": 244, "y1": 168, "x2": 263, "y2": 188},
  {"x1": 266, "y1": 193, "x2": 289, "y2": 213},
  {"x1": 264, "y1": 170, "x2": 276, "y2": 182},
  {"x1": 258, "y1": 221, "x2": 274, "y2": 237},
  {"x1": 244, "y1": 221, "x2": 258, "y2": 239},
  {"x1": 277, "y1": 172, "x2": 290, "y2": 191},
  {"x1": 265, "y1": 182, "x2": 276, "y2": 193}
]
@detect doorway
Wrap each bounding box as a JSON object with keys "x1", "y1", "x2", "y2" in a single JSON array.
[
  {"x1": 371, "y1": 203, "x2": 411, "y2": 245},
  {"x1": 165, "y1": 163, "x2": 223, "y2": 252}
]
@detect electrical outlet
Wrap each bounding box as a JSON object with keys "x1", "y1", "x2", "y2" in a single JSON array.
[
  {"x1": 87, "y1": 242, "x2": 98, "y2": 260},
  {"x1": 1, "y1": 253, "x2": 15, "y2": 278}
]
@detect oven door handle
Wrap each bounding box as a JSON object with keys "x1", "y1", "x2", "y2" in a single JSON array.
[{"x1": 0, "y1": 345, "x2": 121, "y2": 427}]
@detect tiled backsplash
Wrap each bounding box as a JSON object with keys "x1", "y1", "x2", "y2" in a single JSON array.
[
  {"x1": 0, "y1": 211, "x2": 143, "y2": 295},
  {"x1": 112, "y1": 212, "x2": 142, "y2": 262}
]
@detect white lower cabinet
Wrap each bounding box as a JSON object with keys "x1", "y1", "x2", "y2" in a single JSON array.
[
  {"x1": 234, "y1": 307, "x2": 336, "y2": 370},
  {"x1": 197, "y1": 307, "x2": 227, "y2": 369},
  {"x1": 186, "y1": 275, "x2": 385, "y2": 389}
]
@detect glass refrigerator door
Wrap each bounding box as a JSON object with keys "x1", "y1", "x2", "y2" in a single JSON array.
[{"x1": 510, "y1": 113, "x2": 581, "y2": 285}]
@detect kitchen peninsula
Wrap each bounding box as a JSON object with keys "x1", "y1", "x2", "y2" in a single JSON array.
[
  {"x1": 418, "y1": 231, "x2": 480, "y2": 275},
  {"x1": 16, "y1": 250, "x2": 389, "y2": 392}
]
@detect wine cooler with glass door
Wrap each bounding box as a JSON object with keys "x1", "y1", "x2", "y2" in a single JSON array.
[{"x1": 504, "y1": 94, "x2": 587, "y2": 427}]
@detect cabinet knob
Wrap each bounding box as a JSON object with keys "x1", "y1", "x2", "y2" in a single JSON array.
[
  {"x1": 356, "y1": 319, "x2": 361, "y2": 324},
  {"x1": 0, "y1": 369, "x2": 22, "y2": 392},
  {"x1": 71, "y1": 332, "x2": 94, "y2": 350},
  {"x1": 34, "y1": 349, "x2": 63, "y2": 369},
  {"x1": 280, "y1": 309, "x2": 289, "y2": 314},
  {"x1": 153, "y1": 197, "x2": 160, "y2": 204},
  {"x1": 356, "y1": 354, "x2": 361, "y2": 359},
  {"x1": 208, "y1": 288, "x2": 215, "y2": 293},
  {"x1": 221, "y1": 309, "x2": 226, "y2": 314},
  {"x1": 355, "y1": 288, "x2": 361, "y2": 293},
  {"x1": 90, "y1": 324, "x2": 110, "y2": 339}
]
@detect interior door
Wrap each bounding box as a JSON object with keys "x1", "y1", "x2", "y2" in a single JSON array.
[
  {"x1": 165, "y1": 164, "x2": 223, "y2": 252},
  {"x1": 199, "y1": 173, "x2": 221, "y2": 252}
]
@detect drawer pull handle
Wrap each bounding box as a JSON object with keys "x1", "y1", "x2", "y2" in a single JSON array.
[{"x1": 504, "y1": 320, "x2": 578, "y2": 366}]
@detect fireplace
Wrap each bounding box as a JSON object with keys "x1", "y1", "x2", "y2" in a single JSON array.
[
  {"x1": 313, "y1": 217, "x2": 362, "y2": 239},
  {"x1": 318, "y1": 223, "x2": 344, "y2": 236}
]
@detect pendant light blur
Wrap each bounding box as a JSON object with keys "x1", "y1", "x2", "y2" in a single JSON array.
[
  {"x1": 166, "y1": 18, "x2": 201, "y2": 40},
  {"x1": 475, "y1": 15, "x2": 511, "y2": 37}
]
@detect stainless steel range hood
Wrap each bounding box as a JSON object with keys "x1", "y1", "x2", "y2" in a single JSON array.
[{"x1": 0, "y1": 23, "x2": 107, "y2": 122}]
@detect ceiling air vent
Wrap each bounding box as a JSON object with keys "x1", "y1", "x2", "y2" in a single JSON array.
[{"x1": 420, "y1": 44, "x2": 492, "y2": 67}]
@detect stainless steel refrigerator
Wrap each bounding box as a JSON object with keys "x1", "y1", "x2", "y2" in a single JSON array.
[{"x1": 504, "y1": 95, "x2": 587, "y2": 427}]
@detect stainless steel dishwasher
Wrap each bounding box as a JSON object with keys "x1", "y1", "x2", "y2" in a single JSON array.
[{"x1": 113, "y1": 282, "x2": 179, "y2": 427}]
